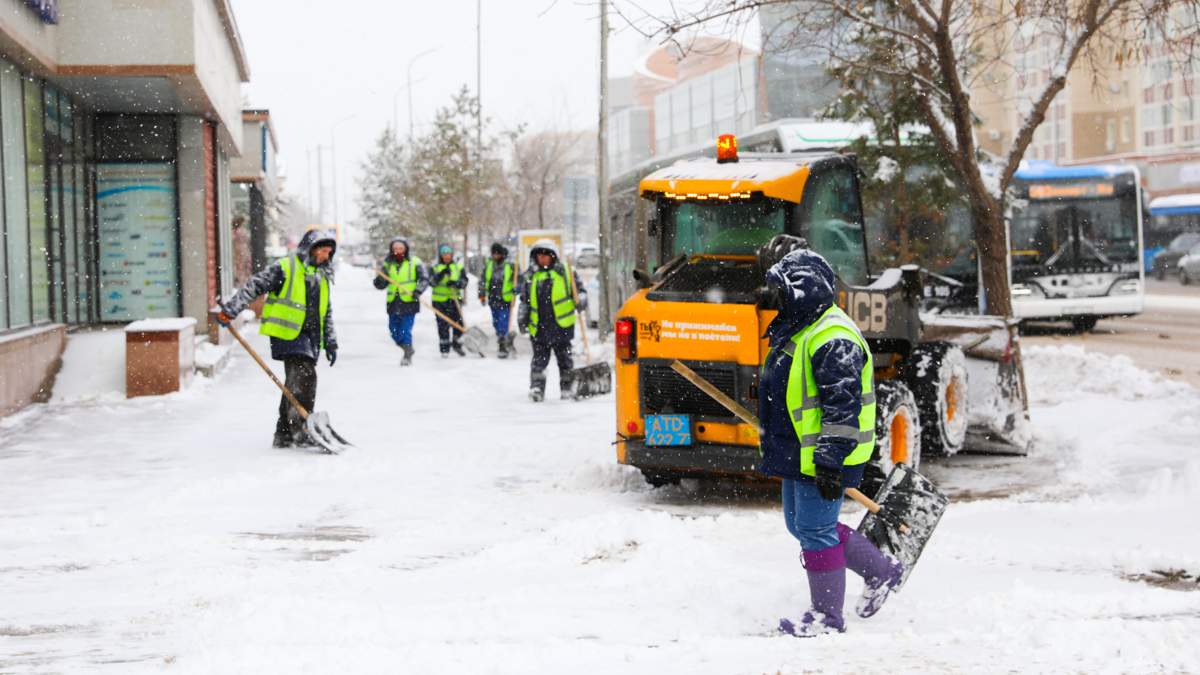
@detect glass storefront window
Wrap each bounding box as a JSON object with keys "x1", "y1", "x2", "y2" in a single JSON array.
[
  {"x1": 25, "y1": 76, "x2": 48, "y2": 323},
  {"x1": 2, "y1": 64, "x2": 30, "y2": 328}
]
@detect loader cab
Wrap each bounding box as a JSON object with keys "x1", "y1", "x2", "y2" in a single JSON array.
[{"x1": 642, "y1": 153, "x2": 872, "y2": 303}]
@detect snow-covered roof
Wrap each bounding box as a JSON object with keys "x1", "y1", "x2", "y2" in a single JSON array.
[
  {"x1": 124, "y1": 317, "x2": 198, "y2": 333},
  {"x1": 1148, "y1": 193, "x2": 1200, "y2": 214},
  {"x1": 1015, "y1": 160, "x2": 1136, "y2": 181}
]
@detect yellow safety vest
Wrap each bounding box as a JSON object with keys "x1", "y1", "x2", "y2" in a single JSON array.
[
  {"x1": 484, "y1": 259, "x2": 515, "y2": 303},
  {"x1": 780, "y1": 305, "x2": 876, "y2": 477},
  {"x1": 431, "y1": 261, "x2": 464, "y2": 302},
  {"x1": 385, "y1": 258, "x2": 421, "y2": 303},
  {"x1": 528, "y1": 265, "x2": 576, "y2": 337},
  {"x1": 260, "y1": 255, "x2": 329, "y2": 346}
]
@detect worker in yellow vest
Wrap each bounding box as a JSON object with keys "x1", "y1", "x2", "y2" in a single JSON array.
[
  {"x1": 518, "y1": 239, "x2": 587, "y2": 402},
  {"x1": 757, "y1": 245, "x2": 902, "y2": 638},
  {"x1": 372, "y1": 237, "x2": 428, "y2": 365},
  {"x1": 430, "y1": 244, "x2": 469, "y2": 357},
  {"x1": 216, "y1": 229, "x2": 338, "y2": 448}
]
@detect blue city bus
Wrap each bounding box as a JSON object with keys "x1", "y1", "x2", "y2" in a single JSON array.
[
  {"x1": 1009, "y1": 162, "x2": 1146, "y2": 331},
  {"x1": 1147, "y1": 194, "x2": 1200, "y2": 279}
]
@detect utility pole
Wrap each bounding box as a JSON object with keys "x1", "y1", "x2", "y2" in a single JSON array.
[
  {"x1": 316, "y1": 145, "x2": 325, "y2": 224},
  {"x1": 596, "y1": 0, "x2": 612, "y2": 339},
  {"x1": 405, "y1": 47, "x2": 438, "y2": 139},
  {"x1": 306, "y1": 146, "x2": 313, "y2": 218}
]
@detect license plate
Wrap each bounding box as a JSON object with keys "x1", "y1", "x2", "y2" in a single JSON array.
[{"x1": 644, "y1": 414, "x2": 692, "y2": 447}]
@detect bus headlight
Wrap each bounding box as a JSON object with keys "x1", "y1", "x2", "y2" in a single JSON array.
[{"x1": 1112, "y1": 279, "x2": 1141, "y2": 295}]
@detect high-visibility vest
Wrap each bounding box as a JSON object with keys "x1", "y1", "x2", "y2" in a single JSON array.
[
  {"x1": 385, "y1": 258, "x2": 421, "y2": 303},
  {"x1": 431, "y1": 261, "x2": 464, "y2": 302},
  {"x1": 484, "y1": 259, "x2": 515, "y2": 303},
  {"x1": 528, "y1": 264, "x2": 576, "y2": 337},
  {"x1": 260, "y1": 255, "x2": 329, "y2": 346},
  {"x1": 776, "y1": 304, "x2": 876, "y2": 477}
]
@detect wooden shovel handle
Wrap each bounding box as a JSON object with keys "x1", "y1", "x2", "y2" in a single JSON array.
[
  {"x1": 669, "y1": 359, "x2": 901, "y2": 527},
  {"x1": 566, "y1": 263, "x2": 593, "y2": 365},
  {"x1": 226, "y1": 320, "x2": 310, "y2": 420}
]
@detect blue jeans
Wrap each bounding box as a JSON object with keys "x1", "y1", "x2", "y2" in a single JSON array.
[
  {"x1": 782, "y1": 478, "x2": 842, "y2": 551},
  {"x1": 490, "y1": 305, "x2": 510, "y2": 337},
  {"x1": 388, "y1": 313, "x2": 415, "y2": 346}
]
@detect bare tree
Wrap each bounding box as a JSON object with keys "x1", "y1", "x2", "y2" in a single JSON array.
[
  {"x1": 507, "y1": 129, "x2": 584, "y2": 230},
  {"x1": 617, "y1": 0, "x2": 1200, "y2": 319}
]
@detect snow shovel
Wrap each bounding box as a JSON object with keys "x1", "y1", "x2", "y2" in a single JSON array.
[
  {"x1": 567, "y1": 267, "x2": 612, "y2": 399},
  {"x1": 224, "y1": 321, "x2": 350, "y2": 454},
  {"x1": 668, "y1": 359, "x2": 946, "y2": 585},
  {"x1": 374, "y1": 270, "x2": 487, "y2": 357}
]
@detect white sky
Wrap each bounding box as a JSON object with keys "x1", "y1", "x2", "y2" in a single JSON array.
[{"x1": 230, "y1": 0, "x2": 702, "y2": 227}]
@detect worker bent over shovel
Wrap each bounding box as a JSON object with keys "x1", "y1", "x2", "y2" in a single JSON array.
[
  {"x1": 758, "y1": 247, "x2": 904, "y2": 637},
  {"x1": 216, "y1": 229, "x2": 339, "y2": 449}
]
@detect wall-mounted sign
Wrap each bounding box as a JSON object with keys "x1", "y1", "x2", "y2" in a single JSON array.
[
  {"x1": 97, "y1": 163, "x2": 179, "y2": 321},
  {"x1": 24, "y1": 0, "x2": 57, "y2": 24}
]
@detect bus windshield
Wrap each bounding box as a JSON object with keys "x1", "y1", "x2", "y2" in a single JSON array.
[
  {"x1": 662, "y1": 199, "x2": 787, "y2": 258},
  {"x1": 1010, "y1": 194, "x2": 1140, "y2": 269}
]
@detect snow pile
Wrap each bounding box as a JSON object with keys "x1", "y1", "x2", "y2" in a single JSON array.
[
  {"x1": 1023, "y1": 344, "x2": 1196, "y2": 405},
  {"x1": 194, "y1": 339, "x2": 232, "y2": 374},
  {"x1": 49, "y1": 329, "x2": 125, "y2": 403}
]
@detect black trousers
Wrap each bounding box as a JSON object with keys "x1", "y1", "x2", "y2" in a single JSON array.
[
  {"x1": 276, "y1": 357, "x2": 318, "y2": 437},
  {"x1": 530, "y1": 339, "x2": 573, "y2": 390},
  {"x1": 433, "y1": 300, "x2": 464, "y2": 352}
]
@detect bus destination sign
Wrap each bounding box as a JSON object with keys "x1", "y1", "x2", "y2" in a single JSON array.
[{"x1": 1028, "y1": 182, "x2": 1115, "y2": 199}]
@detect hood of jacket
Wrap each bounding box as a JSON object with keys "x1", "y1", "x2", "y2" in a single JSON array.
[
  {"x1": 529, "y1": 238, "x2": 560, "y2": 268},
  {"x1": 763, "y1": 248, "x2": 838, "y2": 347},
  {"x1": 297, "y1": 229, "x2": 337, "y2": 266}
]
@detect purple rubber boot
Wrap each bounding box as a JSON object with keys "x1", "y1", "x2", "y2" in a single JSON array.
[
  {"x1": 779, "y1": 543, "x2": 846, "y2": 637},
  {"x1": 837, "y1": 523, "x2": 904, "y2": 618}
]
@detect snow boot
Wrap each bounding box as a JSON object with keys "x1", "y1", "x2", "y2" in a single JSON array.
[
  {"x1": 452, "y1": 341, "x2": 466, "y2": 357},
  {"x1": 838, "y1": 523, "x2": 904, "y2": 618},
  {"x1": 401, "y1": 344, "x2": 414, "y2": 366},
  {"x1": 497, "y1": 336, "x2": 509, "y2": 359},
  {"x1": 530, "y1": 371, "x2": 547, "y2": 402},
  {"x1": 272, "y1": 431, "x2": 293, "y2": 448},
  {"x1": 441, "y1": 351, "x2": 449, "y2": 359},
  {"x1": 780, "y1": 544, "x2": 847, "y2": 637}
]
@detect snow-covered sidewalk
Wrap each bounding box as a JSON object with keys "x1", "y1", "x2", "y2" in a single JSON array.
[{"x1": 2, "y1": 266, "x2": 1198, "y2": 673}]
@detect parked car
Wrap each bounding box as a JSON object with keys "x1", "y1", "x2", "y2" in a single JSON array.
[
  {"x1": 1178, "y1": 243, "x2": 1200, "y2": 285},
  {"x1": 1151, "y1": 232, "x2": 1200, "y2": 280}
]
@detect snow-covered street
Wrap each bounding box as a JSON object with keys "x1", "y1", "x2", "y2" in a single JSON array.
[{"x1": 3, "y1": 266, "x2": 1199, "y2": 673}]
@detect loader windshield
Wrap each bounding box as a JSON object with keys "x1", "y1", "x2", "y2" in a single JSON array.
[{"x1": 663, "y1": 198, "x2": 788, "y2": 258}]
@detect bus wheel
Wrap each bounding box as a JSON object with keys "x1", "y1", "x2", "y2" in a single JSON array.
[
  {"x1": 1071, "y1": 316, "x2": 1099, "y2": 333},
  {"x1": 903, "y1": 342, "x2": 969, "y2": 457},
  {"x1": 862, "y1": 380, "x2": 921, "y2": 498}
]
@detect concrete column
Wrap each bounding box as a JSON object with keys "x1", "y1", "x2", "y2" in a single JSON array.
[{"x1": 177, "y1": 115, "x2": 210, "y2": 329}]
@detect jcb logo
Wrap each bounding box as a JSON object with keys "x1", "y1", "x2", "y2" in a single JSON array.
[{"x1": 839, "y1": 291, "x2": 888, "y2": 333}]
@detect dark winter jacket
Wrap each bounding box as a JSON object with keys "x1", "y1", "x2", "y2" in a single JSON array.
[
  {"x1": 757, "y1": 249, "x2": 866, "y2": 484},
  {"x1": 223, "y1": 230, "x2": 339, "y2": 363},
  {"x1": 518, "y1": 256, "x2": 587, "y2": 345},
  {"x1": 372, "y1": 238, "x2": 429, "y2": 316}
]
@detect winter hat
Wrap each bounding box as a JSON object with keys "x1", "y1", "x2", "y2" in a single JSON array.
[
  {"x1": 529, "y1": 238, "x2": 559, "y2": 261},
  {"x1": 491, "y1": 242, "x2": 508, "y2": 256},
  {"x1": 439, "y1": 244, "x2": 453, "y2": 256}
]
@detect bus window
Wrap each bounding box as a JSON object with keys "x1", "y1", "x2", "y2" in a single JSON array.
[
  {"x1": 798, "y1": 166, "x2": 869, "y2": 285},
  {"x1": 662, "y1": 198, "x2": 787, "y2": 257}
]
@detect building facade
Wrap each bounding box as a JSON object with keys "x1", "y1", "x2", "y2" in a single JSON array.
[{"x1": 0, "y1": 0, "x2": 251, "y2": 416}]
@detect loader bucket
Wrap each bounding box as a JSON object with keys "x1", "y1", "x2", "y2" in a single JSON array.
[{"x1": 857, "y1": 463, "x2": 948, "y2": 589}]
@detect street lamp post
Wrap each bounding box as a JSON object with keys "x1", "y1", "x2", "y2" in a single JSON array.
[
  {"x1": 403, "y1": 47, "x2": 439, "y2": 139},
  {"x1": 329, "y1": 113, "x2": 357, "y2": 226}
]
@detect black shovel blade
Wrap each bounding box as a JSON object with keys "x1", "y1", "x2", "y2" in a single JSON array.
[
  {"x1": 573, "y1": 362, "x2": 613, "y2": 399},
  {"x1": 462, "y1": 327, "x2": 489, "y2": 357},
  {"x1": 305, "y1": 410, "x2": 352, "y2": 455},
  {"x1": 857, "y1": 463, "x2": 948, "y2": 589}
]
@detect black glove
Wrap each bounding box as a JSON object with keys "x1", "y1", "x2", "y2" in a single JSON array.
[
  {"x1": 326, "y1": 348, "x2": 337, "y2": 366},
  {"x1": 211, "y1": 303, "x2": 234, "y2": 327},
  {"x1": 813, "y1": 464, "x2": 843, "y2": 501}
]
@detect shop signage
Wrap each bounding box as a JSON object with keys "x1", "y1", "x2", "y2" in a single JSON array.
[
  {"x1": 97, "y1": 164, "x2": 179, "y2": 321},
  {"x1": 24, "y1": 0, "x2": 57, "y2": 24}
]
